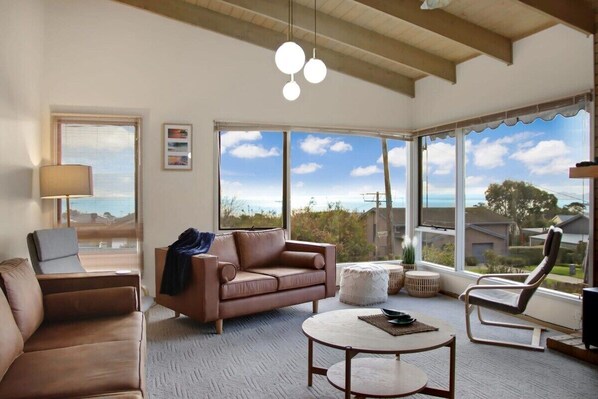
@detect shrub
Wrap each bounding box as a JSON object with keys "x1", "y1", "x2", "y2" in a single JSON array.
[{"x1": 465, "y1": 256, "x2": 478, "y2": 266}]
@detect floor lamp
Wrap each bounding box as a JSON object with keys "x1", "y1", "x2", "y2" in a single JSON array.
[{"x1": 40, "y1": 164, "x2": 93, "y2": 227}]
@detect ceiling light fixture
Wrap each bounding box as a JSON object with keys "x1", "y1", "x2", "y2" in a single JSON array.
[
  {"x1": 283, "y1": 74, "x2": 301, "y2": 101},
  {"x1": 421, "y1": 0, "x2": 452, "y2": 10},
  {"x1": 303, "y1": 0, "x2": 327, "y2": 84},
  {"x1": 275, "y1": 0, "x2": 305, "y2": 75}
]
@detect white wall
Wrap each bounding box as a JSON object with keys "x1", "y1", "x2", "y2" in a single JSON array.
[
  {"x1": 414, "y1": 24, "x2": 593, "y2": 129},
  {"x1": 0, "y1": 0, "x2": 45, "y2": 259},
  {"x1": 41, "y1": 0, "x2": 414, "y2": 293}
]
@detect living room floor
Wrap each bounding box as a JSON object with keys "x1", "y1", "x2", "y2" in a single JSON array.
[{"x1": 146, "y1": 291, "x2": 598, "y2": 399}]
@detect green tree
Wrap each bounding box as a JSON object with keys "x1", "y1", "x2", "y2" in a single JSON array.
[
  {"x1": 484, "y1": 180, "x2": 558, "y2": 237},
  {"x1": 561, "y1": 201, "x2": 586, "y2": 215},
  {"x1": 291, "y1": 201, "x2": 373, "y2": 262}
]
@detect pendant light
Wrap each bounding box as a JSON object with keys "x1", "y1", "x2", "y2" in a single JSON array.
[
  {"x1": 283, "y1": 74, "x2": 301, "y2": 101},
  {"x1": 303, "y1": 0, "x2": 327, "y2": 84},
  {"x1": 275, "y1": 0, "x2": 305, "y2": 75}
]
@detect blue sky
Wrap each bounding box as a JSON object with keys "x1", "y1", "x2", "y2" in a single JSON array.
[{"x1": 221, "y1": 110, "x2": 590, "y2": 214}]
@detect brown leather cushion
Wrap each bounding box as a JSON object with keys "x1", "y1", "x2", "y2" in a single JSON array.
[
  {"x1": 234, "y1": 229, "x2": 286, "y2": 270},
  {"x1": 24, "y1": 312, "x2": 143, "y2": 352},
  {"x1": 218, "y1": 262, "x2": 237, "y2": 283},
  {"x1": 208, "y1": 233, "x2": 240, "y2": 269},
  {"x1": 220, "y1": 271, "x2": 278, "y2": 300},
  {"x1": 280, "y1": 251, "x2": 325, "y2": 269},
  {"x1": 43, "y1": 287, "x2": 138, "y2": 322},
  {"x1": 250, "y1": 267, "x2": 326, "y2": 291},
  {"x1": 0, "y1": 341, "x2": 143, "y2": 399},
  {"x1": 0, "y1": 290, "x2": 24, "y2": 381},
  {"x1": 0, "y1": 258, "x2": 44, "y2": 341}
]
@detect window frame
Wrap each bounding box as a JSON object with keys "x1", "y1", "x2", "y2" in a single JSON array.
[{"x1": 52, "y1": 113, "x2": 143, "y2": 269}]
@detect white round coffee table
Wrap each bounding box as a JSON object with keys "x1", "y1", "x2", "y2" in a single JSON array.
[{"x1": 302, "y1": 308, "x2": 456, "y2": 399}]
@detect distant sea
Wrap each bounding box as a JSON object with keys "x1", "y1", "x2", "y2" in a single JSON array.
[
  {"x1": 69, "y1": 195, "x2": 584, "y2": 218},
  {"x1": 70, "y1": 198, "x2": 135, "y2": 217}
]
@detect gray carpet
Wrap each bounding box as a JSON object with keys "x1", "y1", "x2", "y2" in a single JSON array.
[{"x1": 146, "y1": 292, "x2": 598, "y2": 398}]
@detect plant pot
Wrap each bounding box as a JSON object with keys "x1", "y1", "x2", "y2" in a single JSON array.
[{"x1": 401, "y1": 263, "x2": 416, "y2": 271}]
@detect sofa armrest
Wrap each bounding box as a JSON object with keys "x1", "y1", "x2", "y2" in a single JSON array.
[
  {"x1": 44, "y1": 286, "x2": 139, "y2": 322},
  {"x1": 285, "y1": 240, "x2": 336, "y2": 297},
  {"x1": 155, "y1": 248, "x2": 220, "y2": 322},
  {"x1": 37, "y1": 271, "x2": 141, "y2": 307}
]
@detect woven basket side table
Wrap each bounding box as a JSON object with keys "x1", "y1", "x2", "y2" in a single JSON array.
[
  {"x1": 380, "y1": 264, "x2": 404, "y2": 294},
  {"x1": 405, "y1": 271, "x2": 440, "y2": 298}
]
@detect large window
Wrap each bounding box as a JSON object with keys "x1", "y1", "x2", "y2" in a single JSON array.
[
  {"x1": 217, "y1": 129, "x2": 408, "y2": 263},
  {"x1": 218, "y1": 131, "x2": 284, "y2": 229},
  {"x1": 418, "y1": 109, "x2": 590, "y2": 295},
  {"x1": 55, "y1": 115, "x2": 141, "y2": 271}
]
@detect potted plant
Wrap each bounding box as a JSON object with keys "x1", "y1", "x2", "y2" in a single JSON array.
[{"x1": 401, "y1": 235, "x2": 417, "y2": 271}]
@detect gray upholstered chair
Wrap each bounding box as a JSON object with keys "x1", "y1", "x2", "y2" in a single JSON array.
[
  {"x1": 27, "y1": 228, "x2": 86, "y2": 274},
  {"x1": 459, "y1": 226, "x2": 563, "y2": 351},
  {"x1": 27, "y1": 227, "x2": 155, "y2": 319}
]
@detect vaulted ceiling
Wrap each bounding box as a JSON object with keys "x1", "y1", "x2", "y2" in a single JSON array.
[{"x1": 115, "y1": 0, "x2": 594, "y2": 97}]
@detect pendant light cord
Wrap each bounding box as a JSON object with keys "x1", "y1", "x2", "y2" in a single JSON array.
[
  {"x1": 314, "y1": 0, "x2": 317, "y2": 51},
  {"x1": 287, "y1": 0, "x2": 291, "y2": 41}
]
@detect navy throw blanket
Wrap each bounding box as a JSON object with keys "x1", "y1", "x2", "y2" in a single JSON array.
[{"x1": 160, "y1": 228, "x2": 215, "y2": 296}]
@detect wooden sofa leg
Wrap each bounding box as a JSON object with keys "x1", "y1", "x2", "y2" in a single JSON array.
[
  {"x1": 174, "y1": 311, "x2": 180, "y2": 318},
  {"x1": 215, "y1": 319, "x2": 223, "y2": 334},
  {"x1": 312, "y1": 300, "x2": 319, "y2": 314}
]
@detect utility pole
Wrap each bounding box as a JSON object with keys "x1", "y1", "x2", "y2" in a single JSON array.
[
  {"x1": 382, "y1": 139, "x2": 395, "y2": 258},
  {"x1": 363, "y1": 191, "x2": 383, "y2": 259}
]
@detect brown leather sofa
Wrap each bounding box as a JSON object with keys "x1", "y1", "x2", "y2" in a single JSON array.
[
  {"x1": 0, "y1": 258, "x2": 146, "y2": 399},
  {"x1": 155, "y1": 228, "x2": 336, "y2": 334}
]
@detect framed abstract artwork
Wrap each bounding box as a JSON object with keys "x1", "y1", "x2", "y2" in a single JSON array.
[{"x1": 163, "y1": 123, "x2": 192, "y2": 170}]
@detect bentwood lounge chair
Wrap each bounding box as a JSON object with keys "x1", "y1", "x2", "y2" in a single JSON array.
[{"x1": 459, "y1": 226, "x2": 563, "y2": 351}]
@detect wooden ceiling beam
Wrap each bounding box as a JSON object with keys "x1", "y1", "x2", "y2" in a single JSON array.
[
  {"x1": 220, "y1": 0, "x2": 456, "y2": 83},
  {"x1": 355, "y1": 0, "x2": 513, "y2": 65},
  {"x1": 115, "y1": 0, "x2": 415, "y2": 96},
  {"x1": 516, "y1": 0, "x2": 594, "y2": 35}
]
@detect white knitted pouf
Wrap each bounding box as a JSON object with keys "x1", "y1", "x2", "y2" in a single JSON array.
[{"x1": 339, "y1": 264, "x2": 389, "y2": 306}]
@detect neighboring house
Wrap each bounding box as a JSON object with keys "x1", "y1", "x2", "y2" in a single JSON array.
[
  {"x1": 529, "y1": 214, "x2": 589, "y2": 250},
  {"x1": 364, "y1": 207, "x2": 512, "y2": 261}
]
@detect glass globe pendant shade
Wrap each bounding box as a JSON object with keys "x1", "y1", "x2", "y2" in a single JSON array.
[
  {"x1": 282, "y1": 75, "x2": 301, "y2": 101},
  {"x1": 303, "y1": 55, "x2": 327, "y2": 84},
  {"x1": 275, "y1": 41, "x2": 305, "y2": 74}
]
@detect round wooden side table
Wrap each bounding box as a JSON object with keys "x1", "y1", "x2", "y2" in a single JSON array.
[{"x1": 405, "y1": 271, "x2": 440, "y2": 298}]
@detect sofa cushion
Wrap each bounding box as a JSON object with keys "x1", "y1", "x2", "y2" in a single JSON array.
[
  {"x1": 208, "y1": 233, "x2": 241, "y2": 269},
  {"x1": 0, "y1": 290, "x2": 24, "y2": 382},
  {"x1": 220, "y1": 271, "x2": 278, "y2": 300},
  {"x1": 250, "y1": 267, "x2": 326, "y2": 291},
  {"x1": 234, "y1": 229, "x2": 286, "y2": 270},
  {"x1": 43, "y1": 287, "x2": 138, "y2": 322},
  {"x1": 280, "y1": 251, "x2": 325, "y2": 269},
  {"x1": 24, "y1": 312, "x2": 144, "y2": 352},
  {"x1": 218, "y1": 262, "x2": 237, "y2": 283},
  {"x1": 0, "y1": 258, "x2": 44, "y2": 341},
  {"x1": 0, "y1": 341, "x2": 143, "y2": 399}
]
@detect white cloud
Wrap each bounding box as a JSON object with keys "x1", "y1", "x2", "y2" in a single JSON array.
[
  {"x1": 510, "y1": 140, "x2": 573, "y2": 175},
  {"x1": 229, "y1": 144, "x2": 280, "y2": 159},
  {"x1": 494, "y1": 131, "x2": 542, "y2": 145},
  {"x1": 425, "y1": 141, "x2": 455, "y2": 175},
  {"x1": 62, "y1": 126, "x2": 134, "y2": 152},
  {"x1": 350, "y1": 165, "x2": 382, "y2": 177},
  {"x1": 330, "y1": 141, "x2": 352, "y2": 153},
  {"x1": 292, "y1": 162, "x2": 322, "y2": 174},
  {"x1": 466, "y1": 175, "x2": 485, "y2": 186},
  {"x1": 295, "y1": 181, "x2": 305, "y2": 188},
  {"x1": 220, "y1": 131, "x2": 261, "y2": 153},
  {"x1": 377, "y1": 146, "x2": 406, "y2": 168},
  {"x1": 471, "y1": 138, "x2": 508, "y2": 168},
  {"x1": 300, "y1": 135, "x2": 332, "y2": 155}
]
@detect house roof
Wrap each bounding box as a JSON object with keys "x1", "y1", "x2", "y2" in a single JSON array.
[
  {"x1": 365, "y1": 207, "x2": 512, "y2": 225},
  {"x1": 115, "y1": 0, "x2": 595, "y2": 98}
]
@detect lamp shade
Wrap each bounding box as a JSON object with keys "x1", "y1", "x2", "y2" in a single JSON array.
[{"x1": 40, "y1": 164, "x2": 93, "y2": 198}]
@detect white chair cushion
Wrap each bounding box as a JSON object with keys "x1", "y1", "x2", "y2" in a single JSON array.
[{"x1": 339, "y1": 264, "x2": 388, "y2": 306}]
